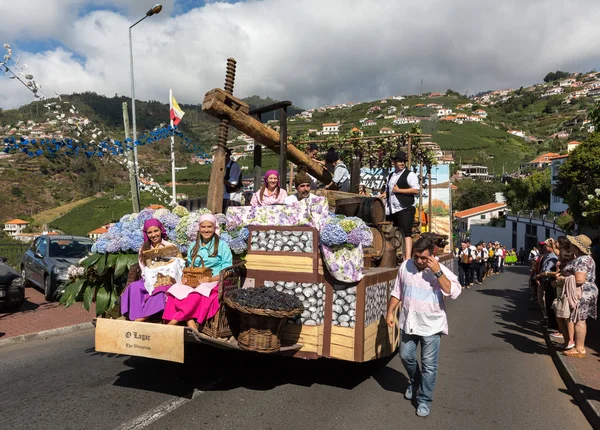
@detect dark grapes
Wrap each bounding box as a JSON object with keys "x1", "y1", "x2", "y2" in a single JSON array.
[{"x1": 228, "y1": 287, "x2": 304, "y2": 312}]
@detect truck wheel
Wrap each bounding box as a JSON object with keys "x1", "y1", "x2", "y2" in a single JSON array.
[
  {"x1": 44, "y1": 275, "x2": 54, "y2": 301},
  {"x1": 21, "y1": 267, "x2": 32, "y2": 288}
]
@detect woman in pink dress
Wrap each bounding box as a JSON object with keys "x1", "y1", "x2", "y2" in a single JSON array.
[
  {"x1": 120, "y1": 219, "x2": 182, "y2": 321},
  {"x1": 163, "y1": 214, "x2": 233, "y2": 332},
  {"x1": 250, "y1": 169, "x2": 288, "y2": 206}
]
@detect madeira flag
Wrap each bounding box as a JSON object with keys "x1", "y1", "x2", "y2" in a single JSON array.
[{"x1": 170, "y1": 96, "x2": 185, "y2": 126}]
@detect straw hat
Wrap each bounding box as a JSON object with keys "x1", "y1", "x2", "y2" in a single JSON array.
[{"x1": 566, "y1": 234, "x2": 592, "y2": 255}]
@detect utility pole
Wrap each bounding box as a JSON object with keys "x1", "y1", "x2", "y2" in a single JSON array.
[{"x1": 122, "y1": 102, "x2": 140, "y2": 212}]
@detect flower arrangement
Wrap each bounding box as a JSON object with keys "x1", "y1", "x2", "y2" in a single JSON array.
[
  {"x1": 320, "y1": 216, "x2": 373, "y2": 248},
  {"x1": 61, "y1": 205, "x2": 234, "y2": 316}
]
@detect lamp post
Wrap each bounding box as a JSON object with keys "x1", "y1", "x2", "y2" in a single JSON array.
[{"x1": 128, "y1": 3, "x2": 163, "y2": 212}]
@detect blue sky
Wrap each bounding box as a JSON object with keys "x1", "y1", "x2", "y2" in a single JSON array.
[{"x1": 1, "y1": 0, "x2": 600, "y2": 110}]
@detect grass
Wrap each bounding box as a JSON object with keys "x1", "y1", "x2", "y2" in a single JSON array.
[
  {"x1": 32, "y1": 196, "x2": 97, "y2": 227},
  {"x1": 49, "y1": 194, "x2": 160, "y2": 236}
]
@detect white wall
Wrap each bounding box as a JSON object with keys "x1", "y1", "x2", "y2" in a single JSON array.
[{"x1": 469, "y1": 225, "x2": 511, "y2": 246}]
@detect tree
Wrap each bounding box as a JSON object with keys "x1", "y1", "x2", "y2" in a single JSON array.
[
  {"x1": 504, "y1": 169, "x2": 551, "y2": 213},
  {"x1": 555, "y1": 132, "x2": 600, "y2": 225},
  {"x1": 543, "y1": 71, "x2": 570, "y2": 83},
  {"x1": 453, "y1": 179, "x2": 503, "y2": 211}
]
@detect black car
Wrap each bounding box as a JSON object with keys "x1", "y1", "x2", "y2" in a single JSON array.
[
  {"x1": 0, "y1": 257, "x2": 25, "y2": 310},
  {"x1": 21, "y1": 235, "x2": 93, "y2": 301}
]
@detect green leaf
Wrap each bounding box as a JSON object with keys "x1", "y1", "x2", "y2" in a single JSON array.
[
  {"x1": 96, "y1": 254, "x2": 108, "y2": 276},
  {"x1": 59, "y1": 281, "x2": 75, "y2": 305},
  {"x1": 107, "y1": 253, "x2": 118, "y2": 269},
  {"x1": 95, "y1": 285, "x2": 110, "y2": 316},
  {"x1": 83, "y1": 285, "x2": 95, "y2": 311},
  {"x1": 125, "y1": 253, "x2": 139, "y2": 268},
  {"x1": 114, "y1": 254, "x2": 129, "y2": 278},
  {"x1": 70, "y1": 278, "x2": 85, "y2": 301},
  {"x1": 81, "y1": 253, "x2": 102, "y2": 269},
  {"x1": 107, "y1": 287, "x2": 119, "y2": 315}
]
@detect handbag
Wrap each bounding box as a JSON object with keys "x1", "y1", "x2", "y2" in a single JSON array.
[{"x1": 552, "y1": 285, "x2": 570, "y2": 319}]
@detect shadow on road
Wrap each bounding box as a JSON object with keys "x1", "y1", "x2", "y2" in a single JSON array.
[
  {"x1": 92, "y1": 343, "x2": 408, "y2": 398},
  {"x1": 477, "y1": 267, "x2": 548, "y2": 355},
  {"x1": 0, "y1": 298, "x2": 41, "y2": 322}
]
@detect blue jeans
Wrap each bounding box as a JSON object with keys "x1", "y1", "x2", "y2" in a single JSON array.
[{"x1": 399, "y1": 331, "x2": 441, "y2": 407}]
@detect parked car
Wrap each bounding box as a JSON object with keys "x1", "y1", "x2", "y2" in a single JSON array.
[
  {"x1": 0, "y1": 257, "x2": 25, "y2": 310},
  {"x1": 21, "y1": 235, "x2": 93, "y2": 301}
]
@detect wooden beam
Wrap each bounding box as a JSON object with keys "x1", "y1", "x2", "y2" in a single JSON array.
[{"x1": 202, "y1": 92, "x2": 333, "y2": 184}]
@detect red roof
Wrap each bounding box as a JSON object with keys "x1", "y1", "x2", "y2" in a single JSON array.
[
  {"x1": 528, "y1": 152, "x2": 560, "y2": 164},
  {"x1": 567, "y1": 140, "x2": 581, "y2": 145},
  {"x1": 147, "y1": 204, "x2": 165, "y2": 210},
  {"x1": 5, "y1": 219, "x2": 29, "y2": 225},
  {"x1": 88, "y1": 227, "x2": 108, "y2": 235},
  {"x1": 454, "y1": 202, "x2": 507, "y2": 219}
]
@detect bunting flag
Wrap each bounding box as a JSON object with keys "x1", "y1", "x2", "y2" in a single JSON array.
[{"x1": 170, "y1": 96, "x2": 185, "y2": 126}]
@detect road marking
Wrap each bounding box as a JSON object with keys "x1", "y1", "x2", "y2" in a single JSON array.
[{"x1": 113, "y1": 377, "x2": 225, "y2": 430}]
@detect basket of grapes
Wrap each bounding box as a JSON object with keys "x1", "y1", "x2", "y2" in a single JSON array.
[{"x1": 224, "y1": 288, "x2": 304, "y2": 353}]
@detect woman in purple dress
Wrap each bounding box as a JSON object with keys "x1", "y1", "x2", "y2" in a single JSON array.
[{"x1": 120, "y1": 219, "x2": 182, "y2": 321}]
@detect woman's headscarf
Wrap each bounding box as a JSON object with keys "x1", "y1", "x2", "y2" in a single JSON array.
[
  {"x1": 198, "y1": 214, "x2": 221, "y2": 236},
  {"x1": 143, "y1": 218, "x2": 168, "y2": 243},
  {"x1": 264, "y1": 169, "x2": 280, "y2": 188}
]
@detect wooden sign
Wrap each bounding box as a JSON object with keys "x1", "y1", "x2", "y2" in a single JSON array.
[{"x1": 95, "y1": 318, "x2": 185, "y2": 363}]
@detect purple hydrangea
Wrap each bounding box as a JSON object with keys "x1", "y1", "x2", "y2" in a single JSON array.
[{"x1": 346, "y1": 228, "x2": 373, "y2": 247}]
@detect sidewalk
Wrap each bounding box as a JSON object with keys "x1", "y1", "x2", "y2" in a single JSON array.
[
  {"x1": 545, "y1": 317, "x2": 600, "y2": 428},
  {"x1": 0, "y1": 286, "x2": 95, "y2": 343}
]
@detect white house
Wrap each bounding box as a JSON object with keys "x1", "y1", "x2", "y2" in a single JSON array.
[
  {"x1": 363, "y1": 120, "x2": 377, "y2": 127},
  {"x1": 387, "y1": 106, "x2": 397, "y2": 114},
  {"x1": 393, "y1": 117, "x2": 408, "y2": 125},
  {"x1": 473, "y1": 109, "x2": 487, "y2": 118},
  {"x1": 4, "y1": 219, "x2": 29, "y2": 237},
  {"x1": 508, "y1": 130, "x2": 526, "y2": 138},
  {"x1": 88, "y1": 226, "x2": 109, "y2": 241},
  {"x1": 379, "y1": 127, "x2": 394, "y2": 134},
  {"x1": 437, "y1": 108, "x2": 453, "y2": 117},
  {"x1": 320, "y1": 122, "x2": 340, "y2": 135},
  {"x1": 559, "y1": 78, "x2": 576, "y2": 87},
  {"x1": 542, "y1": 87, "x2": 564, "y2": 98},
  {"x1": 454, "y1": 202, "x2": 508, "y2": 233}
]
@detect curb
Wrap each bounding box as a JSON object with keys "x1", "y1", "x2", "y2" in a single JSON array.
[
  {"x1": 543, "y1": 329, "x2": 600, "y2": 429},
  {"x1": 0, "y1": 322, "x2": 94, "y2": 349}
]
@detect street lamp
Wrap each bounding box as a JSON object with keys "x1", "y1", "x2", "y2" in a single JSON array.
[{"x1": 128, "y1": 4, "x2": 163, "y2": 212}]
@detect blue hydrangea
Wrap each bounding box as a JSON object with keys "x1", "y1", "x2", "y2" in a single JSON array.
[
  {"x1": 228, "y1": 236, "x2": 247, "y2": 255},
  {"x1": 320, "y1": 223, "x2": 347, "y2": 246}
]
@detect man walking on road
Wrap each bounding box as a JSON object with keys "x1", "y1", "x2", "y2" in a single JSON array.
[{"x1": 386, "y1": 236, "x2": 462, "y2": 417}]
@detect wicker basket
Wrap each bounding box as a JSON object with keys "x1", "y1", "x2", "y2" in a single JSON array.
[
  {"x1": 224, "y1": 296, "x2": 303, "y2": 353},
  {"x1": 181, "y1": 255, "x2": 213, "y2": 286}
]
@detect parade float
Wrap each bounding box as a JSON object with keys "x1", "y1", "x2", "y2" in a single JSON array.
[{"x1": 51, "y1": 57, "x2": 454, "y2": 364}]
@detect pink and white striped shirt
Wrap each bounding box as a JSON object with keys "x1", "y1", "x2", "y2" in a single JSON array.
[{"x1": 391, "y1": 259, "x2": 461, "y2": 336}]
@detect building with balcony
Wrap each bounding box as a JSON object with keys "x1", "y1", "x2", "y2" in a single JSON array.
[
  {"x1": 459, "y1": 165, "x2": 492, "y2": 181},
  {"x1": 4, "y1": 219, "x2": 29, "y2": 237},
  {"x1": 454, "y1": 202, "x2": 507, "y2": 235}
]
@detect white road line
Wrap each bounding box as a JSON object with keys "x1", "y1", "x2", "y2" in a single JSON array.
[{"x1": 114, "y1": 377, "x2": 225, "y2": 430}]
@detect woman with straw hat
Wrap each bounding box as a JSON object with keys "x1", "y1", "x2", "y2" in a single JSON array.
[{"x1": 555, "y1": 234, "x2": 598, "y2": 358}]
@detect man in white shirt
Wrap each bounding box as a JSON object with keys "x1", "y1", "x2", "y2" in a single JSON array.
[
  {"x1": 382, "y1": 151, "x2": 419, "y2": 259},
  {"x1": 223, "y1": 149, "x2": 243, "y2": 211},
  {"x1": 284, "y1": 167, "x2": 317, "y2": 205},
  {"x1": 386, "y1": 235, "x2": 461, "y2": 417}
]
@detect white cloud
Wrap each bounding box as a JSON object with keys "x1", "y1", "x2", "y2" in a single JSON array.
[{"x1": 2, "y1": 0, "x2": 600, "y2": 111}]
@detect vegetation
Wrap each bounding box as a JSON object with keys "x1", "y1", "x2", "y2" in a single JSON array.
[
  {"x1": 48, "y1": 194, "x2": 159, "y2": 236},
  {"x1": 555, "y1": 132, "x2": 600, "y2": 225},
  {"x1": 543, "y1": 71, "x2": 570, "y2": 83},
  {"x1": 503, "y1": 169, "x2": 551, "y2": 213},
  {"x1": 453, "y1": 179, "x2": 504, "y2": 212}
]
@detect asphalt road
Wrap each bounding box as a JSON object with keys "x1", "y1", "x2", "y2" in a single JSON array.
[{"x1": 0, "y1": 266, "x2": 591, "y2": 429}]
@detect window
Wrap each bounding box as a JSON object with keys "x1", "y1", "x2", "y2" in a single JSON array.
[
  {"x1": 480, "y1": 215, "x2": 486, "y2": 219},
  {"x1": 512, "y1": 222, "x2": 517, "y2": 232},
  {"x1": 35, "y1": 238, "x2": 48, "y2": 257},
  {"x1": 545, "y1": 228, "x2": 550, "y2": 238}
]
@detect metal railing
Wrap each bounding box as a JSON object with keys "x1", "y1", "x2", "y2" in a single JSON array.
[{"x1": 0, "y1": 244, "x2": 30, "y2": 270}]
